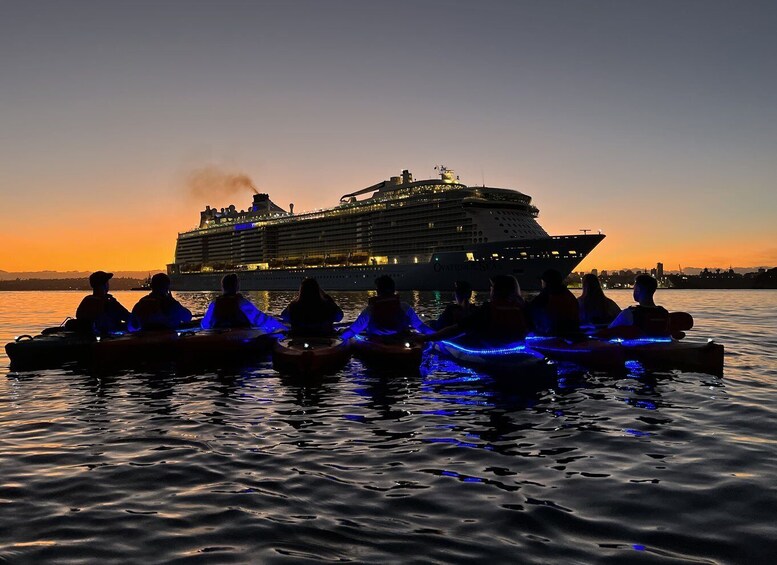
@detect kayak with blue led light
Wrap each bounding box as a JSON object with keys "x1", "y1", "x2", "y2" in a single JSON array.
[
  {"x1": 350, "y1": 335, "x2": 425, "y2": 368},
  {"x1": 272, "y1": 336, "x2": 351, "y2": 376},
  {"x1": 433, "y1": 339, "x2": 556, "y2": 377},
  {"x1": 523, "y1": 336, "x2": 626, "y2": 371}
]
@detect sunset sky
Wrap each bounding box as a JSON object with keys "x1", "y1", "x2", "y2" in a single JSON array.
[{"x1": 2, "y1": 0, "x2": 776, "y2": 273}]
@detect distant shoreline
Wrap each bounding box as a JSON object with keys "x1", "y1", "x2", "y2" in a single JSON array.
[{"x1": 0, "y1": 278, "x2": 147, "y2": 291}]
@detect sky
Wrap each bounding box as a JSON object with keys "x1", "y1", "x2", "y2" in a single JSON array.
[{"x1": 1, "y1": 0, "x2": 776, "y2": 273}]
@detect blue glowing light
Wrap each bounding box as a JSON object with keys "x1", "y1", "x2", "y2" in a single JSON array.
[
  {"x1": 633, "y1": 544, "x2": 646, "y2": 551},
  {"x1": 611, "y1": 337, "x2": 674, "y2": 346},
  {"x1": 524, "y1": 334, "x2": 557, "y2": 343},
  {"x1": 625, "y1": 360, "x2": 645, "y2": 372},
  {"x1": 438, "y1": 340, "x2": 547, "y2": 361},
  {"x1": 440, "y1": 340, "x2": 526, "y2": 355},
  {"x1": 234, "y1": 222, "x2": 255, "y2": 231}
]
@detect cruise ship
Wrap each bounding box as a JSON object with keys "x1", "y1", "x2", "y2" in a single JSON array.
[{"x1": 168, "y1": 167, "x2": 604, "y2": 291}]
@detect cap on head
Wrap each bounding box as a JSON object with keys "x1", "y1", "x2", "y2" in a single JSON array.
[
  {"x1": 150, "y1": 273, "x2": 171, "y2": 292},
  {"x1": 89, "y1": 271, "x2": 113, "y2": 288},
  {"x1": 221, "y1": 273, "x2": 239, "y2": 294}
]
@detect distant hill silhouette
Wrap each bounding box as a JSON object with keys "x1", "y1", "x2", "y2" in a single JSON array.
[
  {"x1": 0, "y1": 269, "x2": 163, "y2": 281},
  {"x1": 0, "y1": 277, "x2": 154, "y2": 291}
]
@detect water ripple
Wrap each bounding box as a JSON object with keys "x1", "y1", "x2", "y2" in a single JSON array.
[{"x1": 1, "y1": 290, "x2": 777, "y2": 562}]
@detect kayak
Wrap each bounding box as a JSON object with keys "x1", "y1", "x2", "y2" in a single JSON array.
[
  {"x1": 526, "y1": 334, "x2": 723, "y2": 375},
  {"x1": 525, "y1": 313, "x2": 723, "y2": 374},
  {"x1": 616, "y1": 337, "x2": 724, "y2": 375},
  {"x1": 524, "y1": 336, "x2": 626, "y2": 371},
  {"x1": 433, "y1": 339, "x2": 556, "y2": 377},
  {"x1": 6, "y1": 329, "x2": 95, "y2": 370},
  {"x1": 94, "y1": 327, "x2": 279, "y2": 366},
  {"x1": 351, "y1": 335, "x2": 425, "y2": 369},
  {"x1": 272, "y1": 336, "x2": 351, "y2": 376},
  {"x1": 6, "y1": 326, "x2": 279, "y2": 370}
]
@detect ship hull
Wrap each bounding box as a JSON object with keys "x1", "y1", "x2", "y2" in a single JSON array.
[{"x1": 170, "y1": 234, "x2": 603, "y2": 291}]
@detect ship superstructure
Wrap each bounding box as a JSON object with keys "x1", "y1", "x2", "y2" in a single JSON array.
[{"x1": 168, "y1": 167, "x2": 604, "y2": 291}]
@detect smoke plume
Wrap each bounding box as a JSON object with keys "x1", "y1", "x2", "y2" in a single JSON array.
[{"x1": 185, "y1": 166, "x2": 258, "y2": 200}]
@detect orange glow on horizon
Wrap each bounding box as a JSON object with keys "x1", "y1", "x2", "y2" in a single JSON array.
[{"x1": 1, "y1": 170, "x2": 774, "y2": 274}]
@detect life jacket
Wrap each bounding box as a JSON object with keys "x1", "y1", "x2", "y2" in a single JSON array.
[
  {"x1": 211, "y1": 294, "x2": 251, "y2": 328},
  {"x1": 432, "y1": 303, "x2": 465, "y2": 330},
  {"x1": 287, "y1": 300, "x2": 336, "y2": 336},
  {"x1": 631, "y1": 305, "x2": 670, "y2": 336},
  {"x1": 488, "y1": 299, "x2": 528, "y2": 341},
  {"x1": 367, "y1": 295, "x2": 405, "y2": 334},
  {"x1": 532, "y1": 290, "x2": 580, "y2": 336},
  {"x1": 76, "y1": 295, "x2": 127, "y2": 332},
  {"x1": 132, "y1": 294, "x2": 183, "y2": 330}
]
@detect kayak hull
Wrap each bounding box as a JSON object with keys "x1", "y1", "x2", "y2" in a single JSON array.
[
  {"x1": 526, "y1": 337, "x2": 626, "y2": 371},
  {"x1": 272, "y1": 337, "x2": 351, "y2": 376},
  {"x1": 351, "y1": 336, "x2": 424, "y2": 369},
  {"x1": 6, "y1": 331, "x2": 95, "y2": 370},
  {"x1": 620, "y1": 339, "x2": 724, "y2": 376},
  {"x1": 433, "y1": 340, "x2": 556, "y2": 378},
  {"x1": 7, "y1": 327, "x2": 278, "y2": 370}
]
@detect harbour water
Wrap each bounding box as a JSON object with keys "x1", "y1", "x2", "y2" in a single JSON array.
[{"x1": 1, "y1": 290, "x2": 776, "y2": 563}]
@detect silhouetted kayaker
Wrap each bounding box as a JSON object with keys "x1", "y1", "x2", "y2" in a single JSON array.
[
  {"x1": 201, "y1": 273, "x2": 285, "y2": 331},
  {"x1": 432, "y1": 280, "x2": 473, "y2": 330},
  {"x1": 74, "y1": 271, "x2": 130, "y2": 333},
  {"x1": 578, "y1": 273, "x2": 621, "y2": 326},
  {"x1": 609, "y1": 274, "x2": 669, "y2": 335},
  {"x1": 528, "y1": 269, "x2": 580, "y2": 337},
  {"x1": 129, "y1": 273, "x2": 192, "y2": 331},
  {"x1": 341, "y1": 275, "x2": 433, "y2": 340},
  {"x1": 420, "y1": 274, "x2": 528, "y2": 346},
  {"x1": 280, "y1": 277, "x2": 343, "y2": 336}
]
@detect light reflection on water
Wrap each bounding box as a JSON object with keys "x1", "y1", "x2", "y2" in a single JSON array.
[{"x1": 0, "y1": 289, "x2": 776, "y2": 562}]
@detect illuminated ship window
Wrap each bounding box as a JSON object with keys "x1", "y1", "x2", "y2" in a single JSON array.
[
  {"x1": 428, "y1": 222, "x2": 434, "y2": 228},
  {"x1": 456, "y1": 226, "x2": 464, "y2": 232},
  {"x1": 552, "y1": 251, "x2": 559, "y2": 255},
  {"x1": 466, "y1": 252, "x2": 475, "y2": 261}
]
